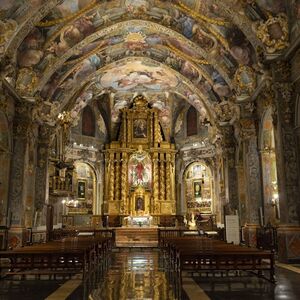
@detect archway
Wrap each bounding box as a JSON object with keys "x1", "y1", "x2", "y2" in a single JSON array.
[{"x1": 183, "y1": 162, "x2": 214, "y2": 219}]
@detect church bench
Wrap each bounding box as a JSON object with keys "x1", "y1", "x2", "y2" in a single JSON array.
[
  {"x1": 160, "y1": 236, "x2": 275, "y2": 284},
  {"x1": 0, "y1": 236, "x2": 111, "y2": 280}
]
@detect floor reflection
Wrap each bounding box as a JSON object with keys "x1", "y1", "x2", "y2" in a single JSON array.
[{"x1": 89, "y1": 249, "x2": 177, "y2": 300}]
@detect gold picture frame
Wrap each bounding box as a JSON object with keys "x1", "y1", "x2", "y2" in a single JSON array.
[
  {"x1": 77, "y1": 180, "x2": 86, "y2": 199},
  {"x1": 132, "y1": 118, "x2": 148, "y2": 140},
  {"x1": 193, "y1": 180, "x2": 202, "y2": 199}
]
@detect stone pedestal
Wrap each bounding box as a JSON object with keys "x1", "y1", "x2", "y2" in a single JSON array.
[
  {"x1": 7, "y1": 227, "x2": 27, "y2": 249},
  {"x1": 243, "y1": 224, "x2": 260, "y2": 248},
  {"x1": 277, "y1": 225, "x2": 300, "y2": 262}
]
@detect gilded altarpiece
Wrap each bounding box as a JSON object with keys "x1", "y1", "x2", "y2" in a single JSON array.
[{"x1": 103, "y1": 96, "x2": 176, "y2": 222}]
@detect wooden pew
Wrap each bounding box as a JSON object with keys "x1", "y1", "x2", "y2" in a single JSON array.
[
  {"x1": 0, "y1": 236, "x2": 111, "y2": 280},
  {"x1": 160, "y1": 236, "x2": 275, "y2": 284}
]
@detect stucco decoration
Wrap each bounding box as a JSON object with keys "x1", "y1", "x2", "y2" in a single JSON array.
[{"x1": 255, "y1": 14, "x2": 289, "y2": 53}]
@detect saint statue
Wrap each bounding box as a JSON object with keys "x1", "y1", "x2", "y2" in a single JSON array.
[
  {"x1": 128, "y1": 146, "x2": 152, "y2": 189},
  {"x1": 136, "y1": 162, "x2": 144, "y2": 184}
]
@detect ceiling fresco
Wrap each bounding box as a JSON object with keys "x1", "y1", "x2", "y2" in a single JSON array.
[{"x1": 0, "y1": 0, "x2": 297, "y2": 141}]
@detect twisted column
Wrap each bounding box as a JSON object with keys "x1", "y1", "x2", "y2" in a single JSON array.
[
  {"x1": 166, "y1": 153, "x2": 171, "y2": 202},
  {"x1": 121, "y1": 152, "x2": 128, "y2": 214},
  {"x1": 159, "y1": 153, "x2": 165, "y2": 201},
  {"x1": 152, "y1": 153, "x2": 159, "y2": 213},
  {"x1": 115, "y1": 152, "x2": 120, "y2": 202},
  {"x1": 109, "y1": 153, "x2": 115, "y2": 202}
]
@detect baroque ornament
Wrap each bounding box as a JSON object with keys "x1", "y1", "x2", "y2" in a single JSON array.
[
  {"x1": 234, "y1": 66, "x2": 257, "y2": 96},
  {"x1": 215, "y1": 100, "x2": 240, "y2": 125},
  {"x1": 16, "y1": 68, "x2": 38, "y2": 96},
  {"x1": 256, "y1": 14, "x2": 289, "y2": 54},
  {"x1": 0, "y1": 19, "x2": 17, "y2": 56}
]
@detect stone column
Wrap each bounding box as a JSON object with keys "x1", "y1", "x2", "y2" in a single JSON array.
[
  {"x1": 0, "y1": 150, "x2": 12, "y2": 227},
  {"x1": 240, "y1": 118, "x2": 262, "y2": 247},
  {"x1": 34, "y1": 125, "x2": 53, "y2": 228},
  {"x1": 272, "y1": 63, "x2": 300, "y2": 260},
  {"x1": 221, "y1": 126, "x2": 239, "y2": 210},
  {"x1": 8, "y1": 101, "x2": 34, "y2": 248}
]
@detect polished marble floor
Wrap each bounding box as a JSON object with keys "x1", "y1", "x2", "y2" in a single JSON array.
[{"x1": 1, "y1": 249, "x2": 300, "y2": 299}]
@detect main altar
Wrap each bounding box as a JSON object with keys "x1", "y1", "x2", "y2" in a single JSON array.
[{"x1": 103, "y1": 95, "x2": 177, "y2": 227}]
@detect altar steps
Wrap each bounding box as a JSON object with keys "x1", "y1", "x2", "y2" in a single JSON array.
[{"x1": 115, "y1": 228, "x2": 158, "y2": 247}]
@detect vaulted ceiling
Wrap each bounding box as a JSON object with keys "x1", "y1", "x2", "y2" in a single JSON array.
[{"x1": 0, "y1": 0, "x2": 292, "y2": 138}]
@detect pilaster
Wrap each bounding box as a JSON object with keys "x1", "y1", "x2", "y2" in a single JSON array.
[{"x1": 8, "y1": 100, "x2": 34, "y2": 247}]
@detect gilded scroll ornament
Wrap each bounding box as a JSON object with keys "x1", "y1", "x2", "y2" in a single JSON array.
[
  {"x1": 234, "y1": 66, "x2": 257, "y2": 96},
  {"x1": 0, "y1": 19, "x2": 17, "y2": 55},
  {"x1": 16, "y1": 68, "x2": 38, "y2": 96},
  {"x1": 256, "y1": 14, "x2": 289, "y2": 54}
]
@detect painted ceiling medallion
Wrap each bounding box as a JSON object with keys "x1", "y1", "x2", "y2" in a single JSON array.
[{"x1": 125, "y1": 32, "x2": 146, "y2": 44}]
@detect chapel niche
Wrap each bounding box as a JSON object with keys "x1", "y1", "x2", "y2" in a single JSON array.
[
  {"x1": 184, "y1": 162, "x2": 213, "y2": 215},
  {"x1": 103, "y1": 95, "x2": 176, "y2": 224}
]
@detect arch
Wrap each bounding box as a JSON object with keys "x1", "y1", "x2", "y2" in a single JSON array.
[
  {"x1": 35, "y1": 19, "x2": 232, "y2": 94},
  {"x1": 58, "y1": 57, "x2": 218, "y2": 125},
  {"x1": 72, "y1": 161, "x2": 97, "y2": 215},
  {"x1": 82, "y1": 105, "x2": 95, "y2": 137},
  {"x1": 4, "y1": 0, "x2": 263, "y2": 65},
  {"x1": 186, "y1": 106, "x2": 198, "y2": 136},
  {"x1": 183, "y1": 161, "x2": 214, "y2": 216}
]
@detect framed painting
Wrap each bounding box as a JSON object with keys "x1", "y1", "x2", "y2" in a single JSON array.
[
  {"x1": 193, "y1": 180, "x2": 202, "y2": 198},
  {"x1": 135, "y1": 196, "x2": 145, "y2": 211},
  {"x1": 77, "y1": 180, "x2": 86, "y2": 199},
  {"x1": 133, "y1": 119, "x2": 147, "y2": 139}
]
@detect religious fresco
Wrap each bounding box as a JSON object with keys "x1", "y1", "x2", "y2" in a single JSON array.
[
  {"x1": 99, "y1": 60, "x2": 179, "y2": 91},
  {"x1": 128, "y1": 151, "x2": 152, "y2": 190},
  {"x1": 0, "y1": 0, "x2": 293, "y2": 137}
]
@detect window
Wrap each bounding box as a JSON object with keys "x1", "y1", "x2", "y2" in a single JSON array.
[
  {"x1": 186, "y1": 106, "x2": 197, "y2": 136},
  {"x1": 82, "y1": 106, "x2": 95, "y2": 137}
]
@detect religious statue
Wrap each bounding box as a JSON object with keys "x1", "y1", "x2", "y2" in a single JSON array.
[
  {"x1": 188, "y1": 212, "x2": 197, "y2": 229},
  {"x1": 128, "y1": 146, "x2": 152, "y2": 189},
  {"x1": 135, "y1": 197, "x2": 144, "y2": 211},
  {"x1": 194, "y1": 181, "x2": 202, "y2": 198}
]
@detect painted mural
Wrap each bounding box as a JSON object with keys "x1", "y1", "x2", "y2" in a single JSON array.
[
  {"x1": 0, "y1": 0, "x2": 292, "y2": 132},
  {"x1": 100, "y1": 60, "x2": 179, "y2": 92},
  {"x1": 128, "y1": 151, "x2": 152, "y2": 190}
]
